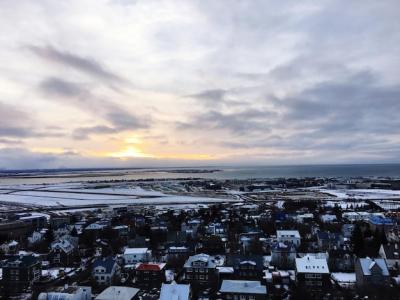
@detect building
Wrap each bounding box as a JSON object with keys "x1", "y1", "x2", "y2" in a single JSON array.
[
  {"x1": 123, "y1": 247, "x2": 151, "y2": 264},
  {"x1": 295, "y1": 255, "x2": 330, "y2": 290},
  {"x1": 271, "y1": 242, "x2": 296, "y2": 269},
  {"x1": 320, "y1": 214, "x2": 337, "y2": 223},
  {"x1": 38, "y1": 286, "x2": 91, "y2": 300},
  {"x1": 368, "y1": 216, "x2": 394, "y2": 232},
  {"x1": 49, "y1": 239, "x2": 76, "y2": 266},
  {"x1": 219, "y1": 280, "x2": 267, "y2": 300},
  {"x1": 1, "y1": 254, "x2": 41, "y2": 294},
  {"x1": 184, "y1": 253, "x2": 218, "y2": 287},
  {"x1": 355, "y1": 258, "x2": 390, "y2": 287},
  {"x1": 95, "y1": 286, "x2": 139, "y2": 300},
  {"x1": 160, "y1": 282, "x2": 191, "y2": 300},
  {"x1": 227, "y1": 255, "x2": 264, "y2": 280},
  {"x1": 276, "y1": 230, "x2": 301, "y2": 248},
  {"x1": 92, "y1": 256, "x2": 119, "y2": 286},
  {"x1": 317, "y1": 232, "x2": 343, "y2": 251},
  {"x1": 134, "y1": 262, "x2": 166, "y2": 288},
  {"x1": 379, "y1": 242, "x2": 400, "y2": 270}
]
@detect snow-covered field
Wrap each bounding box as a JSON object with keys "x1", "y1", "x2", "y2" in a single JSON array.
[
  {"x1": 320, "y1": 188, "x2": 400, "y2": 200},
  {"x1": 0, "y1": 184, "x2": 237, "y2": 207}
]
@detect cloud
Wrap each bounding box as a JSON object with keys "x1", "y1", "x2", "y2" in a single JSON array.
[
  {"x1": 40, "y1": 77, "x2": 88, "y2": 98},
  {"x1": 0, "y1": 0, "x2": 399, "y2": 168},
  {"x1": 28, "y1": 45, "x2": 125, "y2": 84},
  {"x1": 187, "y1": 89, "x2": 227, "y2": 105},
  {"x1": 72, "y1": 125, "x2": 118, "y2": 140},
  {"x1": 38, "y1": 77, "x2": 150, "y2": 139},
  {"x1": 0, "y1": 138, "x2": 24, "y2": 145}
]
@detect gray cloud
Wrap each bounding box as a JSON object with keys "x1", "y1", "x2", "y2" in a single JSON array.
[
  {"x1": 28, "y1": 45, "x2": 125, "y2": 84},
  {"x1": 38, "y1": 77, "x2": 149, "y2": 139},
  {"x1": 178, "y1": 108, "x2": 276, "y2": 134},
  {"x1": 40, "y1": 77, "x2": 88, "y2": 98},
  {"x1": 72, "y1": 125, "x2": 118, "y2": 140}
]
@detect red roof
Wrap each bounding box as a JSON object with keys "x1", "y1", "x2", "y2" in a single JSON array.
[{"x1": 136, "y1": 263, "x2": 165, "y2": 271}]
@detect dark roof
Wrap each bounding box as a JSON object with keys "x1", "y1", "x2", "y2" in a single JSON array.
[
  {"x1": 271, "y1": 241, "x2": 296, "y2": 252},
  {"x1": 93, "y1": 257, "x2": 116, "y2": 274},
  {"x1": 4, "y1": 254, "x2": 39, "y2": 268},
  {"x1": 317, "y1": 231, "x2": 342, "y2": 241},
  {"x1": 226, "y1": 254, "x2": 264, "y2": 270},
  {"x1": 382, "y1": 243, "x2": 400, "y2": 259}
]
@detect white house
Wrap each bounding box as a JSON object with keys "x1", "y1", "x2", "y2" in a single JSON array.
[
  {"x1": 277, "y1": 230, "x2": 301, "y2": 247},
  {"x1": 38, "y1": 286, "x2": 91, "y2": 300},
  {"x1": 123, "y1": 247, "x2": 151, "y2": 264},
  {"x1": 92, "y1": 257, "x2": 119, "y2": 286},
  {"x1": 28, "y1": 231, "x2": 45, "y2": 245}
]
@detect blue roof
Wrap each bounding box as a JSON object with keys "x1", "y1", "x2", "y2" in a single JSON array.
[
  {"x1": 93, "y1": 256, "x2": 116, "y2": 273},
  {"x1": 359, "y1": 258, "x2": 389, "y2": 276},
  {"x1": 369, "y1": 216, "x2": 394, "y2": 225}
]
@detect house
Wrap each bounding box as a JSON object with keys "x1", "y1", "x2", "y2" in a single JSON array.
[
  {"x1": 17, "y1": 213, "x2": 47, "y2": 229},
  {"x1": 355, "y1": 258, "x2": 390, "y2": 287},
  {"x1": 341, "y1": 224, "x2": 355, "y2": 238},
  {"x1": 134, "y1": 262, "x2": 166, "y2": 288},
  {"x1": 207, "y1": 222, "x2": 227, "y2": 236},
  {"x1": 95, "y1": 286, "x2": 139, "y2": 300},
  {"x1": 38, "y1": 286, "x2": 91, "y2": 300},
  {"x1": 227, "y1": 254, "x2": 264, "y2": 280},
  {"x1": 276, "y1": 230, "x2": 301, "y2": 248},
  {"x1": 271, "y1": 242, "x2": 296, "y2": 269},
  {"x1": 92, "y1": 256, "x2": 119, "y2": 286},
  {"x1": 316, "y1": 231, "x2": 343, "y2": 251},
  {"x1": 160, "y1": 281, "x2": 191, "y2": 300},
  {"x1": 0, "y1": 240, "x2": 19, "y2": 254},
  {"x1": 123, "y1": 248, "x2": 151, "y2": 264},
  {"x1": 49, "y1": 239, "x2": 76, "y2": 266},
  {"x1": 320, "y1": 214, "x2": 337, "y2": 223},
  {"x1": 113, "y1": 225, "x2": 129, "y2": 238},
  {"x1": 219, "y1": 280, "x2": 267, "y2": 300},
  {"x1": 295, "y1": 255, "x2": 330, "y2": 290},
  {"x1": 28, "y1": 230, "x2": 45, "y2": 245},
  {"x1": 184, "y1": 253, "x2": 218, "y2": 287},
  {"x1": 379, "y1": 242, "x2": 400, "y2": 270},
  {"x1": 368, "y1": 216, "x2": 394, "y2": 232},
  {"x1": 1, "y1": 254, "x2": 41, "y2": 294},
  {"x1": 328, "y1": 247, "x2": 354, "y2": 272},
  {"x1": 294, "y1": 213, "x2": 314, "y2": 223}
]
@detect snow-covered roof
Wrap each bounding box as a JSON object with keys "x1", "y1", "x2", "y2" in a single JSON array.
[
  {"x1": 295, "y1": 255, "x2": 329, "y2": 274},
  {"x1": 277, "y1": 230, "x2": 300, "y2": 238},
  {"x1": 358, "y1": 258, "x2": 389, "y2": 276},
  {"x1": 160, "y1": 282, "x2": 190, "y2": 300},
  {"x1": 95, "y1": 286, "x2": 139, "y2": 300},
  {"x1": 220, "y1": 280, "x2": 267, "y2": 295},
  {"x1": 184, "y1": 253, "x2": 216, "y2": 268},
  {"x1": 124, "y1": 247, "x2": 149, "y2": 255}
]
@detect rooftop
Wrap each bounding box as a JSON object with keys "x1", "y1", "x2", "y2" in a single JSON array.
[{"x1": 220, "y1": 280, "x2": 267, "y2": 295}]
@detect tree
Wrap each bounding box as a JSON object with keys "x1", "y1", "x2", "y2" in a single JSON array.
[
  {"x1": 352, "y1": 224, "x2": 364, "y2": 257},
  {"x1": 70, "y1": 227, "x2": 78, "y2": 237}
]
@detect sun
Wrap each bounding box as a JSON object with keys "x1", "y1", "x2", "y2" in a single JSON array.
[{"x1": 107, "y1": 146, "x2": 154, "y2": 159}]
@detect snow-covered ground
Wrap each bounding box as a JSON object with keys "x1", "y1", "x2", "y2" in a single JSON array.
[
  {"x1": 320, "y1": 188, "x2": 400, "y2": 200},
  {"x1": 0, "y1": 184, "x2": 237, "y2": 207}
]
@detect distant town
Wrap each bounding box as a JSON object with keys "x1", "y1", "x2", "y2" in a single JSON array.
[{"x1": 1, "y1": 176, "x2": 400, "y2": 299}]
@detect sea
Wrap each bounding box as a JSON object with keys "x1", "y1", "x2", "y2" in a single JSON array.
[{"x1": 0, "y1": 164, "x2": 400, "y2": 185}]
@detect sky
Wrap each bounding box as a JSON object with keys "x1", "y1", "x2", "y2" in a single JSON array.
[{"x1": 0, "y1": 0, "x2": 399, "y2": 169}]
